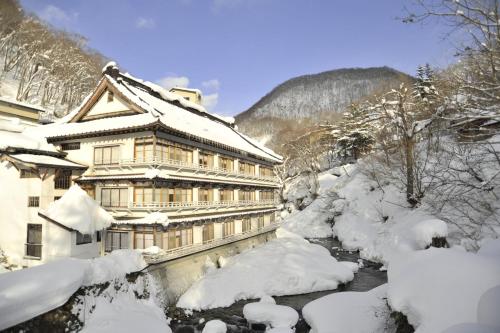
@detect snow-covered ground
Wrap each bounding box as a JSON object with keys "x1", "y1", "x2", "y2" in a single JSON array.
[
  {"x1": 0, "y1": 250, "x2": 169, "y2": 332},
  {"x1": 177, "y1": 228, "x2": 357, "y2": 310}
]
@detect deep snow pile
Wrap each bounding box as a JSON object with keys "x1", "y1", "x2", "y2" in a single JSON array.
[
  {"x1": 201, "y1": 319, "x2": 227, "y2": 333},
  {"x1": 176, "y1": 229, "x2": 356, "y2": 310},
  {"x1": 243, "y1": 296, "x2": 298, "y2": 331},
  {"x1": 302, "y1": 284, "x2": 389, "y2": 333},
  {"x1": 0, "y1": 250, "x2": 166, "y2": 331},
  {"x1": 387, "y1": 239, "x2": 500, "y2": 333},
  {"x1": 43, "y1": 185, "x2": 115, "y2": 234},
  {"x1": 281, "y1": 167, "x2": 354, "y2": 238}
]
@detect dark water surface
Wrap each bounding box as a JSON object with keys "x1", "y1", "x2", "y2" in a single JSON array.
[{"x1": 168, "y1": 238, "x2": 388, "y2": 333}]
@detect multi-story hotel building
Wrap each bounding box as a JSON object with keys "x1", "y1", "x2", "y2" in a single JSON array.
[{"x1": 30, "y1": 63, "x2": 282, "y2": 257}]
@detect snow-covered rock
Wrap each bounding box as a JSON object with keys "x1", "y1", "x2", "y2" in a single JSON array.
[
  {"x1": 413, "y1": 219, "x2": 448, "y2": 249},
  {"x1": 243, "y1": 302, "x2": 298, "y2": 330},
  {"x1": 387, "y1": 240, "x2": 500, "y2": 333},
  {"x1": 202, "y1": 319, "x2": 227, "y2": 333},
  {"x1": 176, "y1": 232, "x2": 354, "y2": 310},
  {"x1": 302, "y1": 284, "x2": 388, "y2": 333}
]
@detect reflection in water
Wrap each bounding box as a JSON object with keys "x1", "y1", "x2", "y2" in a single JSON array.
[{"x1": 168, "y1": 238, "x2": 388, "y2": 333}]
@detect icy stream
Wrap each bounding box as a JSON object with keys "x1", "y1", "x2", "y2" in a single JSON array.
[{"x1": 168, "y1": 238, "x2": 387, "y2": 333}]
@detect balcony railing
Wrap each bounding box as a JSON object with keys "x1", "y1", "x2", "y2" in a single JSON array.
[
  {"x1": 128, "y1": 199, "x2": 277, "y2": 210},
  {"x1": 144, "y1": 222, "x2": 280, "y2": 263},
  {"x1": 25, "y1": 243, "x2": 42, "y2": 259},
  {"x1": 93, "y1": 157, "x2": 279, "y2": 183}
]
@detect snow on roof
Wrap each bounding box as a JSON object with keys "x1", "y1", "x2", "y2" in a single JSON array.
[
  {"x1": 9, "y1": 154, "x2": 86, "y2": 168},
  {"x1": 166, "y1": 208, "x2": 277, "y2": 224},
  {"x1": 114, "y1": 212, "x2": 169, "y2": 227},
  {"x1": 0, "y1": 125, "x2": 57, "y2": 152},
  {"x1": 41, "y1": 185, "x2": 114, "y2": 234},
  {"x1": 169, "y1": 86, "x2": 202, "y2": 95},
  {"x1": 0, "y1": 96, "x2": 47, "y2": 113},
  {"x1": 29, "y1": 71, "x2": 283, "y2": 163}
]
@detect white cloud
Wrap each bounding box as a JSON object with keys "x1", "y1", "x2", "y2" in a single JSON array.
[
  {"x1": 202, "y1": 79, "x2": 220, "y2": 92},
  {"x1": 39, "y1": 5, "x2": 77, "y2": 24},
  {"x1": 203, "y1": 93, "x2": 219, "y2": 111},
  {"x1": 135, "y1": 17, "x2": 155, "y2": 29},
  {"x1": 156, "y1": 75, "x2": 190, "y2": 90}
]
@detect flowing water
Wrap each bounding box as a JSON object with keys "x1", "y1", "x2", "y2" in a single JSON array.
[{"x1": 167, "y1": 238, "x2": 388, "y2": 333}]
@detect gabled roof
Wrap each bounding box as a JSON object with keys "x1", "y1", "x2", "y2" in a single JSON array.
[
  {"x1": 4, "y1": 154, "x2": 86, "y2": 169},
  {"x1": 29, "y1": 65, "x2": 283, "y2": 163}
]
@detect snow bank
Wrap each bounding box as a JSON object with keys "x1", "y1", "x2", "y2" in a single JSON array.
[
  {"x1": 177, "y1": 233, "x2": 355, "y2": 310},
  {"x1": 202, "y1": 319, "x2": 227, "y2": 333},
  {"x1": 0, "y1": 126, "x2": 56, "y2": 152},
  {"x1": 387, "y1": 240, "x2": 500, "y2": 333},
  {"x1": 43, "y1": 185, "x2": 114, "y2": 234},
  {"x1": 83, "y1": 250, "x2": 146, "y2": 285},
  {"x1": 0, "y1": 250, "x2": 147, "y2": 330},
  {"x1": 0, "y1": 259, "x2": 87, "y2": 331},
  {"x1": 302, "y1": 284, "x2": 388, "y2": 333},
  {"x1": 281, "y1": 169, "x2": 353, "y2": 238},
  {"x1": 413, "y1": 219, "x2": 448, "y2": 249},
  {"x1": 243, "y1": 302, "x2": 298, "y2": 330}
]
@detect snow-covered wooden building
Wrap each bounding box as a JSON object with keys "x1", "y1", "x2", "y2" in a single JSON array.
[
  {"x1": 0, "y1": 124, "x2": 105, "y2": 267},
  {"x1": 28, "y1": 63, "x2": 283, "y2": 256}
]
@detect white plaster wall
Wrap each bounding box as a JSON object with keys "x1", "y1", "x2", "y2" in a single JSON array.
[
  {"x1": 234, "y1": 219, "x2": 242, "y2": 234},
  {"x1": 214, "y1": 222, "x2": 223, "y2": 239},
  {"x1": 193, "y1": 226, "x2": 203, "y2": 244},
  {"x1": 84, "y1": 91, "x2": 130, "y2": 118}
]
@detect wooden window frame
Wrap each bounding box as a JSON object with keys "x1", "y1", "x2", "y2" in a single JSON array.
[
  {"x1": 100, "y1": 188, "x2": 128, "y2": 208},
  {"x1": 76, "y1": 232, "x2": 92, "y2": 245},
  {"x1": 94, "y1": 145, "x2": 120, "y2": 165},
  {"x1": 105, "y1": 231, "x2": 129, "y2": 252},
  {"x1": 26, "y1": 224, "x2": 42, "y2": 258},
  {"x1": 61, "y1": 142, "x2": 81, "y2": 151},
  {"x1": 28, "y1": 196, "x2": 39, "y2": 207}
]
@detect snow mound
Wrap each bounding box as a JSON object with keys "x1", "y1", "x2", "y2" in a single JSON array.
[
  {"x1": 387, "y1": 241, "x2": 500, "y2": 333},
  {"x1": 43, "y1": 185, "x2": 114, "y2": 234},
  {"x1": 477, "y1": 285, "x2": 500, "y2": 330},
  {"x1": 243, "y1": 302, "x2": 298, "y2": 330},
  {"x1": 177, "y1": 237, "x2": 354, "y2": 310},
  {"x1": 302, "y1": 284, "x2": 388, "y2": 333},
  {"x1": 202, "y1": 319, "x2": 227, "y2": 333},
  {"x1": 0, "y1": 250, "x2": 147, "y2": 330},
  {"x1": 442, "y1": 323, "x2": 499, "y2": 333},
  {"x1": 84, "y1": 250, "x2": 147, "y2": 286},
  {"x1": 413, "y1": 219, "x2": 448, "y2": 249}
]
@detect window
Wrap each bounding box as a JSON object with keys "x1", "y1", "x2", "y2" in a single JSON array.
[
  {"x1": 202, "y1": 224, "x2": 214, "y2": 243},
  {"x1": 155, "y1": 139, "x2": 193, "y2": 164},
  {"x1": 107, "y1": 91, "x2": 114, "y2": 103},
  {"x1": 105, "y1": 231, "x2": 129, "y2": 252},
  {"x1": 28, "y1": 196, "x2": 39, "y2": 207},
  {"x1": 134, "y1": 187, "x2": 154, "y2": 206},
  {"x1": 54, "y1": 169, "x2": 72, "y2": 189},
  {"x1": 220, "y1": 189, "x2": 234, "y2": 202},
  {"x1": 238, "y1": 190, "x2": 255, "y2": 201},
  {"x1": 26, "y1": 224, "x2": 42, "y2": 258},
  {"x1": 260, "y1": 167, "x2": 274, "y2": 178},
  {"x1": 258, "y1": 215, "x2": 265, "y2": 229},
  {"x1": 219, "y1": 156, "x2": 234, "y2": 171},
  {"x1": 260, "y1": 191, "x2": 275, "y2": 201},
  {"x1": 239, "y1": 162, "x2": 255, "y2": 175},
  {"x1": 198, "y1": 188, "x2": 214, "y2": 202},
  {"x1": 198, "y1": 152, "x2": 214, "y2": 168},
  {"x1": 134, "y1": 232, "x2": 154, "y2": 249},
  {"x1": 20, "y1": 169, "x2": 38, "y2": 178},
  {"x1": 94, "y1": 145, "x2": 120, "y2": 165},
  {"x1": 54, "y1": 196, "x2": 61, "y2": 201},
  {"x1": 223, "y1": 221, "x2": 235, "y2": 237},
  {"x1": 96, "y1": 231, "x2": 102, "y2": 242},
  {"x1": 76, "y1": 232, "x2": 92, "y2": 245},
  {"x1": 134, "y1": 138, "x2": 154, "y2": 162},
  {"x1": 184, "y1": 96, "x2": 190, "y2": 101},
  {"x1": 155, "y1": 188, "x2": 193, "y2": 204},
  {"x1": 101, "y1": 188, "x2": 128, "y2": 207},
  {"x1": 163, "y1": 227, "x2": 193, "y2": 250},
  {"x1": 242, "y1": 217, "x2": 251, "y2": 232},
  {"x1": 61, "y1": 142, "x2": 80, "y2": 151}
]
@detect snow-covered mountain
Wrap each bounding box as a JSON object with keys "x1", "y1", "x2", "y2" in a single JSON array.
[{"x1": 235, "y1": 67, "x2": 414, "y2": 147}]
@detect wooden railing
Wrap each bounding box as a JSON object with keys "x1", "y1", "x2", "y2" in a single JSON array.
[
  {"x1": 144, "y1": 223, "x2": 280, "y2": 263},
  {"x1": 128, "y1": 199, "x2": 277, "y2": 210},
  {"x1": 99, "y1": 157, "x2": 280, "y2": 183}
]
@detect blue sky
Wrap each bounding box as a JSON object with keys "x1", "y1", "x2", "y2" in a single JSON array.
[{"x1": 20, "y1": 0, "x2": 454, "y2": 116}]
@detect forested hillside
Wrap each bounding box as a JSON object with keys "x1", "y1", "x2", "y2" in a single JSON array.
[
  {"x1": 235, "y1": 67, "x2": 413, "y2": 150},
  {"x1": 0, "y1": 0, "x2": 106, "y2": 115}
]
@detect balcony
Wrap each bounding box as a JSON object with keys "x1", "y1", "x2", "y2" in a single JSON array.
[
  {"x1": 127, "y1": 199, "x2": 277, "y2": 211},
  {"x1": 91, "y1": 157, "x2": 279, "y2": 184}
]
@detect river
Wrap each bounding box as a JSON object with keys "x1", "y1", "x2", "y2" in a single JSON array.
[{"x1": 167, "y1": 238, "x2": 387, "y2": 333}]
